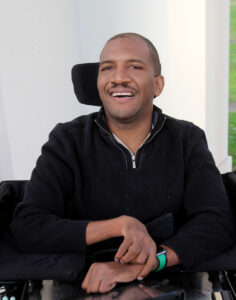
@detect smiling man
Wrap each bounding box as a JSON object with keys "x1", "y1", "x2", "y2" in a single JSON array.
[
  {"x1": 97, "y1": 35, "x2": 164, "y2": 156},
  {"x1": 11, "y1": 33, "x2": 234, "y2": 294}
]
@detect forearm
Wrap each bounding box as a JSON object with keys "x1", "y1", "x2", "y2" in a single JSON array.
[{"x1": 86, "y1": 216, "x2": 122, "y2": 245}]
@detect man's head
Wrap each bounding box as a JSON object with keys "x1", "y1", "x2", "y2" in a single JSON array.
[
  {"x1": 106, "y1": 33, "x2": 162, "y2": 76},
  {"x1": 97, "y1": 33, "x2": 164, "y2": 125}
]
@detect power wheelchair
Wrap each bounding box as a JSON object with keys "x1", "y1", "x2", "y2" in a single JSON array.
[{"x1": 0, "y1": 63, "x2": 236, "y2": 300}]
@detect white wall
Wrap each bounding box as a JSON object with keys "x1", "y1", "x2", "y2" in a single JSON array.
[
  {"x1": 164, "y1": 0, "x2": 206, "y2": 127},
  {"x1": 205, "y1": 0, "x2": 231, "y2": 172},
  {"x1": 165, "y1": 0, "x2": 231, "y2": 172},
  {"x1": 0, "y1": 0, "x2": 231, "y2": 180},
  {"x1": 0, "y1": 0, "x2": 98, "y2": 180}
]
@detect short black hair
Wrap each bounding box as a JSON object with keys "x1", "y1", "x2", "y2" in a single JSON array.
[{"x1": 106, "y1": 32, "x2": 161, "y2": 76}]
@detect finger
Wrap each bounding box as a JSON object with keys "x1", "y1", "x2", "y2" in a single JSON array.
[
  {"x1": 81, "y1": 263, "x2": 96, "y2": 290},
  {"x1": 82, "y1": 264, "x2": 101, "y2": 294},
  {"x1": 130, "y1": 248, "x2": 149, "y2": 265},
  {"x1": 114, "y1": 239, "x2": 132, "y2": 261},
  {"x1": 137, "y1": 254, "x2": 158, "y2": 280},
  {"x1": 86, "y1": 276, "x2": 101, "y2": 293},
  {"x1": 119, "y1": 244, "x2": 142, "y2": 263},
  {"x1": 81, "y1": 270, "x2": 89, "y2": 290}
]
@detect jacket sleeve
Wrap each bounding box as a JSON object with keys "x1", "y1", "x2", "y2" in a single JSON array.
[
  {"x1": 163, "y1": 125, "x2": 235, "y2": 269},
  {"x1": 11, "y1": 123, "x2": 90, "y2": 254}
]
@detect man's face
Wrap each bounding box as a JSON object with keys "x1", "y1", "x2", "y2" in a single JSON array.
[{"x1": 97, "y1": 36, "x2": 164, "y2": 124}]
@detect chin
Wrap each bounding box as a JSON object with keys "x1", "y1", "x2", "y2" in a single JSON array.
[{"x1": 110, "y1": 112, "x2": 139, "y2": 123}]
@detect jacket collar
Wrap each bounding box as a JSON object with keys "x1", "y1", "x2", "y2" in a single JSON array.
[{"x1": 95, "y1": 105, "x2": 166, "y2": 138}]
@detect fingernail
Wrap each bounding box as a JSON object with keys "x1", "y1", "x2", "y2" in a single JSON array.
[
  {"x1": 137, "y1": 277, "x2": 143, "y2": 281},
  {"x1": 114, "y1": 258, "x2": 118, "y2": 262}
]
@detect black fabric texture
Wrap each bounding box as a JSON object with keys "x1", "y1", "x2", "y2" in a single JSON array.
[
  {"x1": 0, "y1": 231, "x2": 86, "y2": 281},
  {"x1": 10, "y1": 106, "x2": 235, "y2": 270},
  {"x1": 187, "y1": 171, "x2": 236, "y2": 271},
  {"x1": 1, "y1": 170, "x2": 236, "y2": 279},
  {"x1": 0, "y1": 181, "x2": 87, "y2": 281},
  {"x1": 0, "y1": 179, "x2": 174, "y2": 280}
]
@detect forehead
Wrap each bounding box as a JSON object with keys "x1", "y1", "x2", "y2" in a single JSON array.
[{"x1": 100, "y1": 36, "x2": 152, "y2": 64}]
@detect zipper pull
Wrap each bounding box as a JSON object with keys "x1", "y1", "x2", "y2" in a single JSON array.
[{"x1": 132, "y1": 154, "x2": 136, "y2": 169}]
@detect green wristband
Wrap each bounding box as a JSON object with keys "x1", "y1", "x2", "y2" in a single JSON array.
[{"x1": 153, "y1": 251, "x2": 167, "y2": 272}]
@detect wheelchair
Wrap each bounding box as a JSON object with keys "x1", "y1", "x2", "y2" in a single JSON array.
[{"x1": 0, "y1": 63, "x2": 236, "y2": 300}]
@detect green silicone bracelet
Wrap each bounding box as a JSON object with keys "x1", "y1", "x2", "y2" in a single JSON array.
[{"x1": 153, "y1": 253, "x2": 167, "y2": 272}]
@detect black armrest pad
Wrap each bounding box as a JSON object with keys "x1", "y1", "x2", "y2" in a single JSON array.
[
  {"x1": 0, "y1": 181, "x2": 27, "y2": 229},
  {"x1": 188, "y1": 244, "x2": 236, "y2": 272},
  {"x1": 0, "y1": 232, "x2": 86, "y2": 281}
]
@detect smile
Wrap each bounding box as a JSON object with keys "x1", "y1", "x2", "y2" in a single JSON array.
[{"x1": 111, "y1": 92, "x2": 135, "y2": 98}]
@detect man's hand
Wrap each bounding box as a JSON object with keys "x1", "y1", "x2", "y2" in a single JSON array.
[
  {"x1": 81, "y1": 261, "x2": 143, "y2": 294},
  {"x1": 85, "y1": 215, "x2": 159, "y2": 280},
  {"x1": 115, "y1": 216, "x2": 158, "y2": 278}
]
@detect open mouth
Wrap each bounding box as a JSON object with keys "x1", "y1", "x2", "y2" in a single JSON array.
[{"x1": 110, "y1": 91, "x2": 135, "y2": 98}]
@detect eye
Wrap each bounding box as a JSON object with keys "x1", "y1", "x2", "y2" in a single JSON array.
[
  {"x1": 101, "y1": 66, "x2": 112, "y2": 71},
  {"x1": 130, "y1": 65, "x2": 143, "y2": 70}
]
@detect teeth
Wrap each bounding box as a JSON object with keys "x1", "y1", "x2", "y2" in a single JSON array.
[{"x1": 112, "y1": 92, "x2": 134, "y2": 97}]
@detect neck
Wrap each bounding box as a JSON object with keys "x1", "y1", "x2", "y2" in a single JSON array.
[{"x1": 106, "y1": 114, "x2": 153, "y2": 154}]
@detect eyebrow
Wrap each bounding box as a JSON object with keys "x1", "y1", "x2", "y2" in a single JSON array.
[
  {"x1": 100, "y1": 59, "x2": 146, "y2": 65},
  {"x1": 100, "y1": 60, "x2": 114, "y2": 65}
]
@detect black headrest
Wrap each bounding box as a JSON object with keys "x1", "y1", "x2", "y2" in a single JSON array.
[{"x1": 71, "y1": 63, "x2": 102, "y2": 106}]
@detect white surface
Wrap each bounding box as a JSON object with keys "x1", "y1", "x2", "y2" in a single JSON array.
[
  {"x1": 0, "y1": 0, "x2": 99, "y2": 180},
  {"x1": 205, "y1": 0, "x2": 231, "y2": 170},
  {"x1": 0, "y1": 0, "x2": 231, "y2": 180}
]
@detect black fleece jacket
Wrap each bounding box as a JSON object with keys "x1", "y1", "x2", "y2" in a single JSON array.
[{"x1": 11, "y1": 106, "x2": 234, "y2": 269}]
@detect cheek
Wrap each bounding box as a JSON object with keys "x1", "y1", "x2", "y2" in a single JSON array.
[
  {"x1": 97, "y1": 76, "x2": 102, "y2": 89},
  {"x1": 139, "y1": 79, "x2": 156, "y2": 97},
  {"x1": 97, "y1": 73, "x2": 110, "y2": 92},
  {"x1": 97, "y1": 77, "x2": 105, "y2": 95}
]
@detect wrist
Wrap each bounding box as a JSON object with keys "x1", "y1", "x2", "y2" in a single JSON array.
[
  {"x1": 153, "y1": 246, "x2": 167, "y2": 272},
  {"x1": 112, "y1": 216, "x2": 126, "y2": 237},
  {"x1": 118, "y1": 215, "x2": 129, "y2": 236}
]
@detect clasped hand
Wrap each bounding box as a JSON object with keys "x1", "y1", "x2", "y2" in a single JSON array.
[
  {"x1": 115, "y1": 215, "x2": 158, "y2": 278},
  {"x1": 82, "y1": 216, "x2": 158, "y2": 293}
]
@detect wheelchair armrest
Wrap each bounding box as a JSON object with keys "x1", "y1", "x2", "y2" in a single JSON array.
[{"x1": 0, "y1": 180, "x2": 27, "y2": 229}]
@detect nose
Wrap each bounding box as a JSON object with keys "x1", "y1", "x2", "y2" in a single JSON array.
[{"x1": 110, "y1": 66, "x2": 131, "y2": 85}]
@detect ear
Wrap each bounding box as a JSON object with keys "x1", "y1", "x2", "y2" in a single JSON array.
[{"x1": 154, "y1": 76, "x2": 165, "y2": 97}]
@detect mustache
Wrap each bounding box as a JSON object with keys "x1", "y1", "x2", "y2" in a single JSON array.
[{"x1": 107, "y1": 83, "x2": 138, "y2": 93}]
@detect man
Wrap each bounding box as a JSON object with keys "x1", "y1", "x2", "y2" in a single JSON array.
[{"x1": 11, "y1": 33, "x2": 234, "y2": 294}]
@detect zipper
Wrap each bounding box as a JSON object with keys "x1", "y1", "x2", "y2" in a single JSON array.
[
  {"x1": 95, "y1": 119, "x2": 129, "y2": 169},
  {"x1": 130, "y1": 115, "x2": 166, "y2": 169},
  {"x1": 132, "y1": 153, "x2": 136, "y2": 169},
  {"x1": 95, "y1": 115, "x2": 166, "y2": 169}
]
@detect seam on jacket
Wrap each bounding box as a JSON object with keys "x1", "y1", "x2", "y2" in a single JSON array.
[
  {"x1": 139, "y1": 148, "x2": 145, "y2": 169},
  {"x1": 95, "y1": 118, "x2": 129, "y2": 169},
  {"x1": 109, "y1": 136, "x2": 128, "y2": 169}
]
